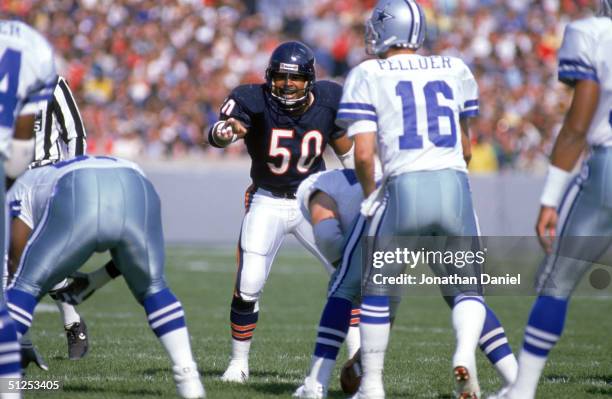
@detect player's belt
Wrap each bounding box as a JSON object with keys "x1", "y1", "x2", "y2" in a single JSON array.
[
  {"x1": 268, "y1": 190, "x2": 296, "y2": 199},
  {"x1": 257, "y1": 187, "x2": 296, "y2": 199}
]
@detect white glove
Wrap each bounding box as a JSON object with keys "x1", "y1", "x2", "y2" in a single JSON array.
[{"x1": 360, "y1": 186, "x2": 383, "y2": 217}]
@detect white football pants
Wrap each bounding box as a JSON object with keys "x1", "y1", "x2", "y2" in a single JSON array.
[{"x1": 234, "y1": 187, "x2": 333, "y2": 302}]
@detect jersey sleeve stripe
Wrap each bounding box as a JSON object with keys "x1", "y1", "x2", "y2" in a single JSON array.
[
  {"x1": 337, "y1": 112, "x2": 378, "y2": 122},
  {"x1": 24, "y1": 93, "x2": 54, "y2": 103},
  {"x1": 339, "y1": 102, "x2": 376, "y2": 111},
  {"x1": 559, "y1": 58, "x2": 596, "y2": 72},
  {"x1": 459, "y1": 109, "x2": 479, "y2": 119},
  {"x1": 464, "y1": 99, "x2": 479, "y2": 108},
  {"x1": 558, "y1": 71, "x2": 599, "y2": 84}
]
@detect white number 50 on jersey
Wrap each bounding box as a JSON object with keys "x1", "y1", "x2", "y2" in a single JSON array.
[{"x1": 268, "y1": 128, "x2": 323, "y2": 175}]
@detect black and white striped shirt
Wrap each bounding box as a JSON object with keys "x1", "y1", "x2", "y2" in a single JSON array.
[{"x1": 29, "y1": 76, "x2": 87, "y2": 167}]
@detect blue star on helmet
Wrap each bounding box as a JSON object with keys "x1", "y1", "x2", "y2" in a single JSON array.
[{"x1": 374, "y1": 5, "x2": 394, "y2": 25}]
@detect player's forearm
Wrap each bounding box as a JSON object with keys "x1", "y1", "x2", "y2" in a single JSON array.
[
  {"x1": 355, "y1": 156, "x2": 376, "y2": 197},
  {"x1": 550, "y1": 79, "x2": 600, "y2": 171},
  {"x1": 460, "y1": 119, "x2": 472, "y2": 166},
  {"x1": 540, "y1": 131, "x2": 585, "y2": 208},
  {"x1": 549, "y1": 128, "x2": 587, "y2": 172},
  {"x1": 330, "y1": 134, "x2": 354, "y2": 168},
  {"x1": 354, "y1": 133, "x2": 376, "y2": 196}
]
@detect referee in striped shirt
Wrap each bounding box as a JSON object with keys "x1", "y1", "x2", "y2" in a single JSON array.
[{"x1": 29, "y1": 75, "x2": 87, "y2": 168}]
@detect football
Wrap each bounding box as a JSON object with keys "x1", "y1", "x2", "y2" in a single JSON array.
[{"x1": 340, "y1": 353, "x2": 362, "y2": 395}]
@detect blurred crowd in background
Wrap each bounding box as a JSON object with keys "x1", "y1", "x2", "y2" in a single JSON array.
[{"x1": 2, "y1": 0, "x2": 596, "y2": 173}]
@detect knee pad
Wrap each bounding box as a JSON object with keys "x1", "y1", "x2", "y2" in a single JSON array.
[{"x1": 231, "y1": 295, "x2": 256, "y2": 314}]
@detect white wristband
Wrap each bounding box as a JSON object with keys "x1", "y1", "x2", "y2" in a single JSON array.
[
  {"x1": 540, "y1": 165, "x2": 572, "y2": 208},
  {"x1": 211, "y1": 121, "x2": 236, "y2": 147},
  {"x1": 337, "y1": 143, "x2": 354, "y2": 169}
]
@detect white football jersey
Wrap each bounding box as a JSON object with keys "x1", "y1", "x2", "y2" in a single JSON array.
[
  {"x1": 297, "y1": 169, "x2": 363, "y2": 233},
  {"x1": 7, "y1": 156, "x2": 144, "y2": 228},
  {"x1": 337, "y1": 54, "x2": 479, "y2": 176},
  {"x1": 558, "y1": 16, "x2": 612, "y2": 147},
  {"x1": 0, "y1": 20, "x2": 56, "y2": 157}
]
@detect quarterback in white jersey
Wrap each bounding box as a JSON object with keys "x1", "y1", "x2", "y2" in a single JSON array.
[
  {"x1": 337, "y1": 52, "x2": 478, "y2": 177},
  {"x1": 336, "y1": 1, "x2": 485, "y2": 398},
  {"x1": 491, "y1": 4, "x2": 612, "y2": 399}
]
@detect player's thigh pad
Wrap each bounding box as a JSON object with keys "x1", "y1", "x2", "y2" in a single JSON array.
[
  {"x1": 240, "y1": 193, "x2": 288, "y2": 256},
  {"x1": 109, "y1": 170, "x2": 167, "y2": 302},
  {"x1": 335, "y1": 201, "x2": 391, "y2": 299},
  {"x1": 235, "y1": 193, "x2": 289, "y2": 301},
  {"x1": 329, "y1": 215, "x2": 368, "y2": 301},
  {"x1": 538, "y1": 152, "x2": 612, "y2": 297},
  {"x1": 12, "y1": 171, "x2": 100, "y2": 298},
  {"x1": 384, "y1": 170, "x2": 478, "y2": 236},
  {"x1": 364, "y1": 171, "x2": 480, "y2": 295},
  {"x1": 292, "y1": 214, "x2": 335, "y2": 274}
]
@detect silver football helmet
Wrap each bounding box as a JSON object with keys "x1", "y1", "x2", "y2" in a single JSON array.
[
  {"x1": 600, "y1": 0, "x2": 612, "y2": 17},
  {"x1": 365, "y1": 0, "x2": 426, "y2": 56}
]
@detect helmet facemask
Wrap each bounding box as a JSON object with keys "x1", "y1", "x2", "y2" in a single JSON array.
[
  {"x1": 267, "y1": 71, "x2": 313, "y2": 111},
  {"x1": 600, "y1": 0, "x2": 612, "y2": 17}
]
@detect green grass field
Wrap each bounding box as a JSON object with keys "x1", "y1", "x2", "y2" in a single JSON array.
[{"x1": 24, "y1": 246, "x2": 612, "y2": 398}]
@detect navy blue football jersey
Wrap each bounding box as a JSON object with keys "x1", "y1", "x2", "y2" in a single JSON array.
[{"x1": 211, "y1": 81, "x2": 344, "y2": 193}]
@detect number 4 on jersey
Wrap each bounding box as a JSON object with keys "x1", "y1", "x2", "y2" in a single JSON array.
[{"x1": 0, "y1": 48, "x2": 22, "y2": 128}]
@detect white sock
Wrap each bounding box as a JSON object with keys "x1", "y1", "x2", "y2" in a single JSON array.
[
  {"x1": 89, "y1": 265, "x2": 114, "y2": 289},
  {"x1": 159, "y1": 328, "x2": 197, "y2": 369},
  {"x1": 230, "y1": 339, "x2": 251, "y2": 363},
  {"x1": 360, "y1": 322, "x2": 389, "y2": 394},
  {"x1": 452, "y1": 299, "x2": 486, "y2": 368},
  {"x1": 345, "y1": 326, "x2": 360, "y2": 358},
  {"x1": 306, "y1": 356, "x2": 335, "y2": 388},
  {"x1": 55, "y1": 300, "x2": 81, "y2": 328},
  {"x1": 509, "y1": 350, "x2": 547, "y2": 399},
  {"x1": 495, "y1": 354, "x2": 518, "y2": 387}
]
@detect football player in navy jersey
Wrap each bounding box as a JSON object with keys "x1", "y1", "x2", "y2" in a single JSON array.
[{"x1": 208, "y1": 41, "x2": 354, "y2": 383}]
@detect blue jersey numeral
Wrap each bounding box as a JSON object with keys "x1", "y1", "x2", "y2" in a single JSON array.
[
  {"x1": 396, "y1": 80, "x2": 457, "y2": 149},
  {"x1": 396, "y1": 82, "x2": 421, "y2": 149},
  {"x1": 609, "y1": 110, "x2": 611, "y2": 129},
  {"x1": 0, "y1": 48, "x2": 22, "y2": 128}
]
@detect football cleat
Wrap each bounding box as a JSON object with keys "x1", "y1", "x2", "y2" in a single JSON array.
[
  {"x1": 21, "y1": 338, "x2": 48, "y2": 371},
  {"x1": 66, "y1": 320, "x2": 89, "y2": 360},
  {"x1": 340, "y1": 352, "x2": 362, "y2": 395},
  {"x1": 453, "y1": 366, "x2": 480, "y2": 399},
  {"x1": 50, "y1": 272, "x2": 96, "y2": 305},
  {"x1": 292, "y1": 377, "x2": 327, "y2": 399},
  {"x1": 173, "y1": 363, "x2": 206, "y2": 398},
  {"x1": 220, "y1": 359, "x2": 249, "y2": 383}
]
